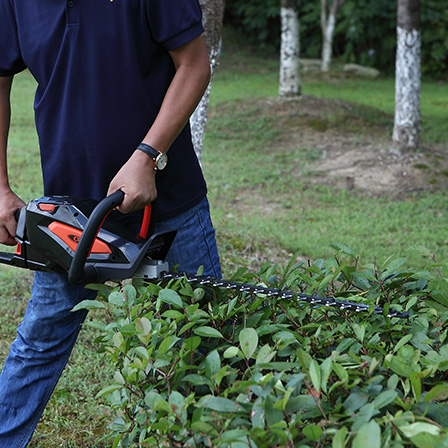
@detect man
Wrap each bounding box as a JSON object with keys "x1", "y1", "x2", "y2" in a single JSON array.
[{"x1": 0, "y1": 0, "x2": 221, "y2": 445}]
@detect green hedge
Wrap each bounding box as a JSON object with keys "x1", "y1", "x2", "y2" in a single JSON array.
[
  {"x1": 79, "y1": 245, "x2": 448, "y2": 447},
  {"x1": 224, "y1": 0, "x2": 448, "y2": 78}
]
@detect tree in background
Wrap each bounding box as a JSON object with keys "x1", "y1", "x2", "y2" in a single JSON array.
[
  {"x1": 190, "y1": 0, "x2": 226, "y2": 163},
  {"x1": 320, "y1": 0, "x2": 346, "y2": 72},
  {"x1": 279, "y1": 0, "x2": 301, "y2": 97},
  {"x1": 224, "y1": 0, "x2": 447, "y2": 79},
  {"x1": 393, "y1": 0, "x2": 421, "y2": 151}
]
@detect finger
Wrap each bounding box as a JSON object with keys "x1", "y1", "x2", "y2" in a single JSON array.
[
  {"x1": 0, "y1": 225, "x2": 16, "y2": 246},
  {"x1": 4, "y1": 213, "x2": 19, "y2": 238}
]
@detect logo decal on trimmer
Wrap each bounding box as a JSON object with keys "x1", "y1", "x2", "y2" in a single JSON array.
[{"x1": 68, "y1": 234, "x2": 80, "y2": 244}]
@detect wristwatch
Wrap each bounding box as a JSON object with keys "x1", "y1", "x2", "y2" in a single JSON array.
[{"x1": 137, "y1": 143, "x2": 168, "y2": 171}]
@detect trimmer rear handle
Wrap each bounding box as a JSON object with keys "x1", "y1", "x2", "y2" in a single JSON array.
[{"x1": 68, "y1": 190, "x2": 125, "y2": 285}]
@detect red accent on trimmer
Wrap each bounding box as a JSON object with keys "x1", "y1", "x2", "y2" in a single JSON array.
[
  {"x1": 48, "y1": 222, "x2": 112, "y2": 254},
  {"x1": 139, "y1": 204, "x2": 152, "y2": 239},
  {"x1": 38, "y1": 203, "x2": 56, "y2": 212}
]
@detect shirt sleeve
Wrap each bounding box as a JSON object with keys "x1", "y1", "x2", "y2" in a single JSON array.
[
  {"x1": 0, "y1": 0, "x2": 26, "y2": 76},
  {"x1": 147, "y1": 0, "x2": 204, "y2": 51}
]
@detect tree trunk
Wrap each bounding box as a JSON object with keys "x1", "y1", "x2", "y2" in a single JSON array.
[
  {"x1": 279, "y1": 0, "x2": 301, "y2": 97},
  {"x1": 321, "y1": 0, "x2": 345, "y2": 72},
  {"x1": 393, "y1": 0, "x2": 421, "y2": 151},
  {"x1": 190, "y1": 0, "x2": 226, "y2": 163}
]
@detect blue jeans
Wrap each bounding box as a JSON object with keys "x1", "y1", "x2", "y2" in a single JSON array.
[{"x1": 0, "y1": 196, "x2": 221, "y2": 447}]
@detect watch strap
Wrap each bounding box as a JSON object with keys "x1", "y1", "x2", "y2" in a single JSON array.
[{"x1": 137, "y1": 142, "x2": 160, "y2": 160}]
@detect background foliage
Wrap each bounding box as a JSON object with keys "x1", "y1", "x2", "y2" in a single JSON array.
[
  {"x1": 224, "y1": 0, "x2": 448, "y2": 78},
  {"x1": 80, "y1": 246, "x2": 448, "y2": 447}
]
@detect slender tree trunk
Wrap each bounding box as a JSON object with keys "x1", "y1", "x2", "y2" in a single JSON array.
[
  {"x1": 279, "y1": 0, "x2": 301, "y2": 97},
  {"x1": 321, "y1": 0, "x2": 345, "y2": 72},
  {"x1": 190, "y1": 0, "x2": 225, "y2": 163},
  {"x1": 393, "y1": 0, "x2": 421, "y2": 151}
]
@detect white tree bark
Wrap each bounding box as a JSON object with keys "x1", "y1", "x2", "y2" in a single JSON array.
[
  {"x1": 393, "y1": 0, "x2": 421, "y2": 150},
  {"x1": 190, "y1": 0, "x2": 225, "y2": 163},
  {"x1": 321, "y1": 0, "x2": 345, "y2": 72},
  {"x1": 279, "y1": 0, "x2": 301, "y2": 97},
  {"x1": 321, "y1": 8, "x2": 336, "y2": 71}
]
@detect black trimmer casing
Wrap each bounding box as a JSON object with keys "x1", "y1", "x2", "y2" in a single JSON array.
[{"x1": 0, "y1": 191, "x2": 176, "y2": 286}]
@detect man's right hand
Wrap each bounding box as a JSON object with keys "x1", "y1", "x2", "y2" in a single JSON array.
[{"x1": 0, "y1": 188, "x2": 25, "y2": 245}]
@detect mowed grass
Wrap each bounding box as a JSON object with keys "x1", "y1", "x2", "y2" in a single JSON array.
[
  {"x1": 204, "y1": 47, "x2": 448, "y2": 275},
  {"x1": 0, "y1": 45, "x2": 446, "y2": 446}
]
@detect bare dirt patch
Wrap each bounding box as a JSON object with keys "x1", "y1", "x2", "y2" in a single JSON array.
[
  {"x1": 260, "y1": 95, "x2": 448, "y2": 196},
  {"x1": 213, "y1": 94, "x2": 448, "y2": 272}
]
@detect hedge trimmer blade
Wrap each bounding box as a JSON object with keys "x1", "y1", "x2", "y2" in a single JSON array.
[{"x1": 161, "y1": 273, "x2": 409, "y2": 319}]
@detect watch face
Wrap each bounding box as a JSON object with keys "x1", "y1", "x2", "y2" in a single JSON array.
[{"x1": 156, "y1": 153, "x2": 168, "y2": 170}]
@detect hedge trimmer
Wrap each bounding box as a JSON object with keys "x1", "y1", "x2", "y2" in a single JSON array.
[{"x1": 0, "y1": 191, "x2": 408, "y2": 319}]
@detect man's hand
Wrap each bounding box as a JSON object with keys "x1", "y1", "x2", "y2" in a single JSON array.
[
  {"x1": 107, "y1": 150, "x2": 157, "y2": 214},
  {"x1": 0, "y1": 188, "x2": 25, "y2": 245},
  {"x1": 108, "y1": 36, "x2": 209, "y2": 215}
]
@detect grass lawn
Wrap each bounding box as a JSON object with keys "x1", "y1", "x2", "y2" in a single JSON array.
[{"x1": 0, "y1": 44, "x2": 446, "y2": 445}]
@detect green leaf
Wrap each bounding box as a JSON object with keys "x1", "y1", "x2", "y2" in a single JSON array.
[
  {"x1": 161, "y1": 310, "x2": 183, "y2": 319},
  {"x1": 182, "y1": 374, "x2": 213, "y2": 387},
  {"x1": 411, "y1": 371, "x2": 422, "y2": 402},
  {"x1": 256, "y1": 344, "x2": 276, "y2": 365},
  {"x1": 251, "y1": 397, "x2": 265, "y2": 428},
  {"x1": 122, "y1": 285, "x2": 136, "y2": 304},
  {"x1": 297, "y1": 348, "x2": 312, "y2": 370},
  {"x1": 113, "y1": 332, "x2": 125, "y2": 349},
  {"x1": 411, "y1": 433, "x2": 444, "y2": 448},
  {"x1": 239, "y1": 327, "x2": 258, "y2": 359},
  {"x1": 343, "y1": 393, "x2": 369, "y2": 413},
  {"x1": 220, "y1": 429, "x2": 249, "y2": 443},
  {"x1": 200, "y1": 396, "x2": 238, "y2": 413},
  {"x1": 302, "y1": 424, "x2": 323, "y2": 441},
  {"x1": 182, "y1": 336, "x2": 201, "y2": 352},
  {"x1": 333, "y1": 362, "x2": 349, "y2": 382},
  {"x1": 136, "y1": 317, "x2": 151, "y2": 335},
  {"x1": 84, "y1": 283, "x2": 114, "y2": 292},
  {"x1": 193, "y1": 287, "x2": 205, "y2": 301},
  {"x1": 71, "y1": 299, "x2": 107, "y2": 312},
  {"x1": 309, "y1": 359, "x2": 321, "y2": 393},
  {"x1": 159, "y1": 289, "x2": 183, "y2": 309},
  {"x1": 159, "y1": 336, "x2": 179, "y2": 354},
  {"x1": 352, "y1": 421, "x2": 381, "y2": 448},
  {"x1": 256, "y1": 362, "x2": 299, "y2": 371},
  {"x1": 330, "y1": 243, "x2": 355, "y2": 256},
  {"x1": 320, "y1": 357, "x2": 332, "y2": 394},
  {"x1": 352, "y1": 323, "x2": 366, "y2": 342},
  {"x1": 193, "y1": 326, "x2": 223, "y2": 339},
  {"x1": 399, "y1": 422, "x2": 441, "y2": 438},
  {"x1": 373, "y1": 389, "x2": 397, "y2": 409},
  {"x1": 169, "y1": 391, "x2": 185, "y2": 416},
  {"x1": 393, "y1": 334, "x2": 413, "y2": 353},
  {"x1": 108, "y1": 291, "x2": 125, "y2": 307},
  {"x1": 191, "y1": 421, "x2": 215, "y2": 434},
  {"x1": 223, "y1": 346, "x2": 240, "y2": 358},
  {"x1": 387, "y1": 355, "x2": 413, "y2": 378},
  {"x1": 95, "y1": 384, "x2": 123, "y2": 399},
  {"x1": 332, "y1": 427, "x2": 348, "y2": 448},
  {"x1": 145, "y1": 391, "x2": 163, "y2": 408},
  {"x1": 423, "y1": 384, "x2": 448, "y2": 402},
  {"x1": 351, "y1": 403, "x2": 377, "y2": 432},
  {"x1": 205, "y1": 350, "x2": 221, "y2": 378},
  {"x1": 133, "y1": 346, "x2": 149, "y2": 361}
]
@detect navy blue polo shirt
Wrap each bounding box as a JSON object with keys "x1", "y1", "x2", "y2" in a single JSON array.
[{"x1": 0, "y1": 0, "x2": 207, "y2": 221}]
